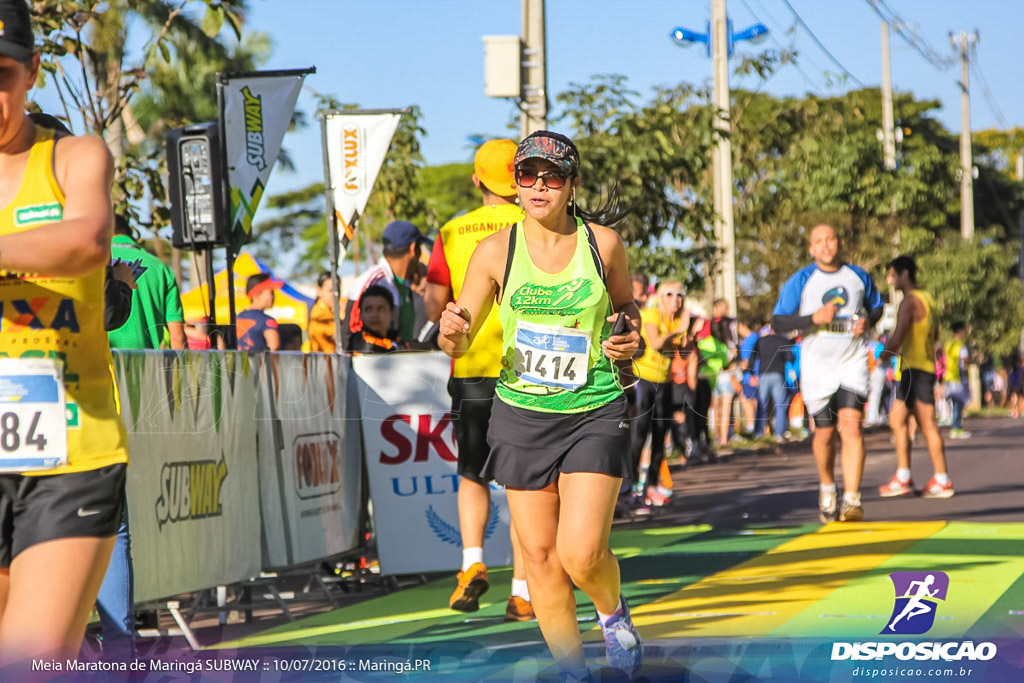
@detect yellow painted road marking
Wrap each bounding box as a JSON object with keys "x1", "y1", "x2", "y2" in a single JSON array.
[{"x1": 621, "y1": 522, "x2": 946, "y2": 639}]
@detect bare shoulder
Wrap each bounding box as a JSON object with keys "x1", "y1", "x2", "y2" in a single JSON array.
[
  {"x1": 473, "y1": 227, "x2": 513, "y2": 274},
  {"x1": 588, "y1": 223, "x2": 625, "y2": 252},
  {"x1": 54, "y1": 134, "x2": 113, "y2": 183}
]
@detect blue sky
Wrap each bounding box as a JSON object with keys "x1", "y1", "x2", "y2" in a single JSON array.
[
  {"x1": 29, "y1": 0, "x2": 1023, "y2": 263},
  {"x1": 231, "y1": 0, "x2": 1021, "y2": 201}
]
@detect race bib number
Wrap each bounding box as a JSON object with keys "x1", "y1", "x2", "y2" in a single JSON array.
[
  {"x1": 514, "y1": 321, "x2": 591, "y2": 391},
  {"x1": 0, "y1": 358, "x2": 68, "y2": 473}
]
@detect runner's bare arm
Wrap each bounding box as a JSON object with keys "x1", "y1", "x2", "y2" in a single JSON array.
[
  {"x1": 0, "y1": 134, "x2": 113, "y2": 276},
  {"x1": 425, "y1": 282, "x2": 453, "y2": 323},
  {"x1": 592, "y1": 225, "x2": 640, "y2": 361},
  {"x1": 438, "y1": 232, "x2": 505, "y2": 359}
]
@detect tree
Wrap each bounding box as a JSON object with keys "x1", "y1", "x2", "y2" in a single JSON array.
[{"x1": 30, "y1": 0, "x2": 248, "y2": 232}]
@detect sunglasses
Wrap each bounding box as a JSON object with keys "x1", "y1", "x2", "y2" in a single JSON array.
[{"x1": 515, "y1": 168, "x2": 569, "y2": 190}]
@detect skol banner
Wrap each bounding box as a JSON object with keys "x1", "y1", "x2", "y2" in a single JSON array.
[
  {"x1": 351, "y1": 352, "x2": 513, "y2": 576},
  {"x1": 222, "y1": 69, "x2": 311, "y2": 244},
  {"x1": 324, "y1": 112, "x2": 401, "y2": 247},
  {"x1": 112, "y1": 351, "x2": 261, "y2": 604}
]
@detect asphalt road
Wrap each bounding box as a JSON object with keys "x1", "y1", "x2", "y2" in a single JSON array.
[{"x1": 635, "y1": 415, "x2": 1024, "y2": 528}]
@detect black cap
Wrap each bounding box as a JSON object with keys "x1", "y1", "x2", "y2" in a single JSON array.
[{"x1": 0, "y1": 0, "x2": 34, "y2": 63}]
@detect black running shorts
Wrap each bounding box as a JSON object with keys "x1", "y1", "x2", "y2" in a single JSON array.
[
  {"x1": 448, "y1": 376, "x2": 499, "y2": 484},
  {"x1": 895, "y1": 368, "x2": 936, "y2": 409},
  {"x1": 484, "y1": 396, "x2": 631, "y2": 490},
  {"x1": 811, "y1": 388, "x2": 867, "y2": 428},
  {"x1": 0, "y1": 463, "x2": 125, "y2": 567}
]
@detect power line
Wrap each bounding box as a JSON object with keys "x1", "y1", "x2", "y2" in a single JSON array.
[
  {"x1": 970, "y1": 58, "x2": 1007, "y2": 129},
  {"x1": 739, "y1": 0, "x2": 820, "y2": 90},
  {"x1": 779, "y1": 0, "x2": 865, "y2": 87},
  {"x1": 864, "y1": 0, "x2": 956, "y2": 69}
]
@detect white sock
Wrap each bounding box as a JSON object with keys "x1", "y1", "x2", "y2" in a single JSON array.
[
  {"x1": 461, "y1": 547, "x2": 484, "y2": 572},
  {"x1": 934, "y1": 473, "x2": 950, "y2": 486},
  {"x1": 897, "y1": 468, "x2": 912, "y2": 483},
  {"x1": 820, "y1": 483, "x2": 837, "y2": 495},
  {"x1": 511, "y1": 578, "x2": 530, "y2": 602},
  {"x1": 597, "y1": 598, "x2": 624, "y2": 625},
  {"x1": 843, "y1": 491, "x2": 862, "y2": 506}
]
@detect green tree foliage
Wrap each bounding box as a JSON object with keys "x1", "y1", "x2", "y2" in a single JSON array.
[{"x1": 30, "y1": 0, "x2": 248, "y2": 234}]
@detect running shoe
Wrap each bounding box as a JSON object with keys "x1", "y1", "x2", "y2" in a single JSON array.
[
  {"x1": 819, "y1": 490, "x2": 838, "y2": 523},
  {"x1": 839, "y1": 499, "x2": 864, "y2": 522},
  {"x1": 878, "y1": 476, "x2": 916, "y2": 498},
  {"x1": 921, "y1": 476, "x2": 955, "y2": 499},
  {"x1": 599, "y1": 595, "x2": 643, "y2": 676},
  {"x1": 949, "y1": 429, "x2": 972, "y2": 439},
  {"x1": 655, "y1": 484, "x2": 674, "y2": 500},
  {"x1": 449, "y1": 563, "x2": 489, "y2": 612},
  {"x1": 645, "y1": 487, "x2": 669, "y2": 507},
  {"x1": 504, "y1": 595, "x2": 535, "y2": 622}
]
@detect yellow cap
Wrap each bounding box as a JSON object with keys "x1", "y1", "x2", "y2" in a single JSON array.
[{"x1": 474, "y1": 138, "x2": 518, "y2": 197}]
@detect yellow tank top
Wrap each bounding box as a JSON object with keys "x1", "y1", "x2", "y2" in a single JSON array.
[
  {"x1": 634, "y1": 307, "x2": 676, "y2": 383},
  {"x1": 901, "y1": 289, "x2": 937, "y2": 373},
  {"x1": 440, "y1": 203, "x2": 523, "y2": 378},
  {"x1": 0, "y1": 127, "x2": 129, "y2": 475}
]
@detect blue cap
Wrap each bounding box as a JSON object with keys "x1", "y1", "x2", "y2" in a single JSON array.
[{"x1": 382, "y1": 220, "x2": 432, "y2": 250}]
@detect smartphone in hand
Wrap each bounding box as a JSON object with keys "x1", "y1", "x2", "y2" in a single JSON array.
[{"x1": 611, "y1": 312, "x2": 631, "y2": 336}]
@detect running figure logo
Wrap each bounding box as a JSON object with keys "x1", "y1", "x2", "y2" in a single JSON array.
[{"x1": 882, "y1": 571, "x2": 949, "y2": 635}]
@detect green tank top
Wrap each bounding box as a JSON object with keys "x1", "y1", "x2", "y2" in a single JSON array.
[{"x1": 496, "y1": 219, "x2": 622, "y2": 413}]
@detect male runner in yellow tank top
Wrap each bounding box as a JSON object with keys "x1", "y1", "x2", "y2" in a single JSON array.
[
  {"x1": 424, "y1": 139, "x2": 533, "y2": 621},
  {"x1": 0, "y1": 0, "x2": 129, "y2": 661},
  {"x1": 879, "y1": 256, "x2": 954, "y2": 499}
]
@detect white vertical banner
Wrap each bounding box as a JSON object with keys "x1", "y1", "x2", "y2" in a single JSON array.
[
  {"x1": 222, "y1": 69, "x2": 312, "y2": 244},
  {"x1": 324, "y1": 112, "x2": 401, "y2": 246},
  {"x1": 351, "y1": 352, "x2": 513, "y2": 576}
]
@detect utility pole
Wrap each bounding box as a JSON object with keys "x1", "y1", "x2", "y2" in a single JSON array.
[
  {"x1": 880, "y1": 20, "x2": 897, "y2": 171},
  {"x1": 520, "y1": 0, "x2": 548, "y2": 138},
  {"x1": 711, "y1": 0, "x2": 737, "y2": 317},
  {"x1": 951, "y1": 31, "x2": 978, "y2": 240}
]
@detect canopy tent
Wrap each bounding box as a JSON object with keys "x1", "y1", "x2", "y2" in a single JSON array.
[{"x1": 180, "y1": 252, "x2": 315, "y2": 331}]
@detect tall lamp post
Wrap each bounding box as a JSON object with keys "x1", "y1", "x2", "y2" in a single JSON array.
[{"x1": 672, "y1": 3, "x2": 766, "y2": 318}]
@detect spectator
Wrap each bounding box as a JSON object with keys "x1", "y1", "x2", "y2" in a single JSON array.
[
  {"x1": 278, "y1": 323, "x2": 304, "y2": 351},
  {"x1": 184, "y1": 316, "x2": 226, "y2": 351},
  {"x1": 349, "y1": 285, "x2": 409, "y2": 354},
  {"x1": 631, "y1": 272, "x2": 650, "y2": 309},
  {"x1": 237, "y1": 273, "x2": 282, "y2": 351},
  {"x1": 749, "y1": 326, "x2": 794, "y2": 440},
  {"x1": 943, "y1": 323, "x2": 971, "y2": 437},
  {"x1": 737, "y1": 320, "x2": 761, "y2": 435},
  {"x1": 308, "y1": 271, "x2": 337, "y2": 353},
  {"x1": 107, "y1": 215, "x2": 186, "y2": 351},
  {"x1": 345, "y1": 220, "x2": 431, "y2": 349}
]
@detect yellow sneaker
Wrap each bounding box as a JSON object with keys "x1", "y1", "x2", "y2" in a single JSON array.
[
  {"x1": 449, "y1": 563, "x2": 489, "y2": 612},
  {"x1": 504, "y1": 595, "x2": 536, "y2": 622}
]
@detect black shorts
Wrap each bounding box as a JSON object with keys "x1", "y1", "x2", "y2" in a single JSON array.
[
  {"x1": 811, "y1": 388, "x2": 867, "y2": 428},
  {"x1": 895, "y1": 369, "x2": 936, "y2": 408},
  {"x1": 449, "y1": 376, "x2": 498, "y2": 484},
  {"x1": 484, "y1": 396, "x2": 631, "y2": 490},
  {"x1": 0, "y1": 463, "x2": 125, "y2": 567}
]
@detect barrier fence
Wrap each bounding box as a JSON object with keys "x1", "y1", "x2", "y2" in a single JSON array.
[{"x1": 110, "y1": 349, "x2": 511, "y2": 605}]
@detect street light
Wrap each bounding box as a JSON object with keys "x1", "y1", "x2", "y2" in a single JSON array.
[
  {"x1": 670, "y1": 19, "x2": 768, "y2": 57},
  {"x1": 670, "y1": 9, "x2": 767, "y2": 319}
]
